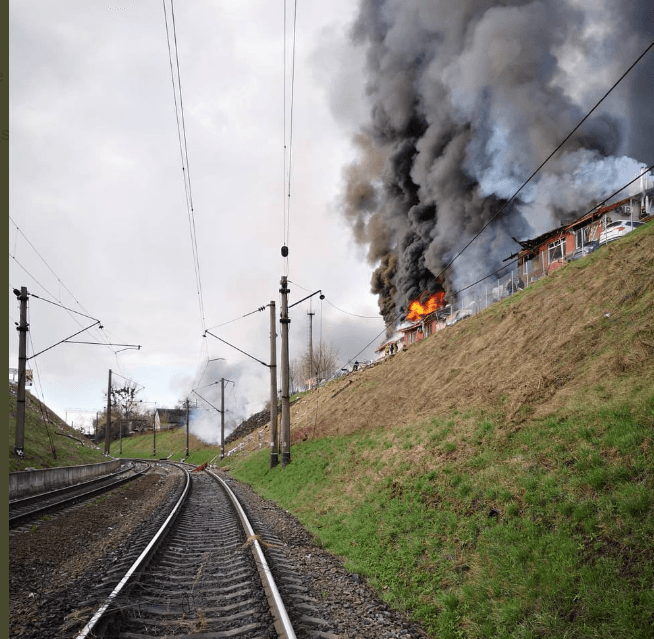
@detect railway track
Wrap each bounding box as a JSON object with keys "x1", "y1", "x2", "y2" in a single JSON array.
[
  {"x1": 75, "y1": 463, "x2": 302, "y2": 639},
  {"x1": 9, "y1": 461, "x2": 150, "y2": 529}
]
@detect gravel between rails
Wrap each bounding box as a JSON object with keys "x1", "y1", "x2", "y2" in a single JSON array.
[
  {"x1": 9, "y1": 464, "x2": 183, "y2": 639},
  {"x1": 9, "y1": 465, "x2": 430, "y2": 639}
]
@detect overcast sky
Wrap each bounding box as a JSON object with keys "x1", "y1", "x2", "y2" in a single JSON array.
[
  {"x1": 9, "y1": 1, "x2": 382, "y2": 436},
  {"x1": 9, "y1": 1, "x2": 653, "y2": 443}
]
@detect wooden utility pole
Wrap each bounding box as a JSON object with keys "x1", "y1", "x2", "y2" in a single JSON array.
[
  {"x1": 280, "y1": 276, "x2": 291, "y2": 467},
  {"x1": 14, "y1": 286, "x2": 29, "y2": 458},
  {"x1": 220, "y1": 378, "x2": 225, "y2": 460},
  {"x1": 269, "y1": 301, "x2": 278, "y2": 468},
  {"x1": 104, "y1": 369, "x2": 112, "y2": 455},
  {"x1": 185, "y1": 398, "x2": 190, "y2": 458}
]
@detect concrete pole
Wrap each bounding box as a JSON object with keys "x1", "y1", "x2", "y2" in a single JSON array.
[
  {"x1": 220, "y1": 378, "x2": 225, "y2": 460},
  {"x1": 153, "y1": 410, "x2": 156, "y2": 457},
  {"x1": 269, "y1": 302, "x2": 278, "y2": 468},
  {"x1": 308, "y1": 310, "x2": 315, "y2": 387},
  {"x1": 14, "y1": 286, "x2": 29, "y2": 457},
  {"x1": 280, "y1": 276, "x2": 291, "y2": 467},
  {"x1": 104, "y1": 369, "x2": 112, "y2": 455},
  {"x1": 185, "y1": 399, "x2": 190, "y2": 458}
]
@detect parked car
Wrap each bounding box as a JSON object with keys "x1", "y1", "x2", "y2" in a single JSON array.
[
  {"x1": 599, "y1": 220, "x2": 644, "y2": 245},
  {"x1": 568, "y1": 240, "x2": 600, "y2": 261}
]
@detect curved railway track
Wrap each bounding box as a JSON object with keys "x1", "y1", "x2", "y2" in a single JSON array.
[
  {"x1": 9, "y1": 461, "x2": 150, "y2": 529},
  {"x1": 75, "y1": 463, "x2": 298, "y2": 639}
]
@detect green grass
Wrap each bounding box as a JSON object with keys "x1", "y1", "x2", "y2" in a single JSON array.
[
  {"x1": 8, "y1": 385, "x2": 223, "y2": 471},
  {"x1": 8, "y1": 388, "x2": 107, "y2": 472},
  {"x1": 228, "y1": 394, "x2": 654, "y2": 638},
  {"x1": 113, "y1": 426, "x2": 221, "y2": 467}
]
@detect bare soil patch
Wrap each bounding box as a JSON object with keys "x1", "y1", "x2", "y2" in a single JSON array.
[{"x1": 283, "y1": 228, "x2": 654, "y2": 444}]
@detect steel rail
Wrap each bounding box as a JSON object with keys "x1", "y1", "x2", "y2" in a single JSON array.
[
  {"x1": 74, "y1": 463, "x2": 191, "y2": 639},
  {"x1": 206, "y1": 468, "x2": 297, "y2": 639},
  {"x1": 9, "y1": 464, "x2": 150, "y2": 528},
  {"x1": 9, "y1": 463, "x2": 135, "y2": 509}
]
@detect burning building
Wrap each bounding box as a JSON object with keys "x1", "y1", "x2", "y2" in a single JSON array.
[{"x1": 336, "y1": 0, "x2": 654, "y2": 333}]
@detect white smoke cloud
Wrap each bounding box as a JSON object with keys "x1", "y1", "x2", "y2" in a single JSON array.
[{"x1": 331, "y1": 0, "x2": 653, "y2": 323}]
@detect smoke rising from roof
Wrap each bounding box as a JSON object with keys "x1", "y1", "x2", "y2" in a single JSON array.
[{"x1": 336, "y1": 0, "x2": 653, "y2": 325}]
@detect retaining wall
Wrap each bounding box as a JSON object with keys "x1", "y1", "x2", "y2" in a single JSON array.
[{"x1": 9, "y1": 460, "x2": 122, "y2": 500}]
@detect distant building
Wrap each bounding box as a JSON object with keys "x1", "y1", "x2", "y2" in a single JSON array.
[
  {"x1": 513, "y1": 187, "x2": 653, "y2": 283},
  {"x1": 154, "y1": 408, "x2": 187, "y2": 431}
]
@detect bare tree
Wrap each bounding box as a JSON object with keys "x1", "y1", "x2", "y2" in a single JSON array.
[{"x1": 292, "y1": 342, "x2": 340, "y2": 389}]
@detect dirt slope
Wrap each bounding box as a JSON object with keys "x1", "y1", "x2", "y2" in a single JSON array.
[{"x1": 284, "y1": 223, "x2": 654, "y2": 442}]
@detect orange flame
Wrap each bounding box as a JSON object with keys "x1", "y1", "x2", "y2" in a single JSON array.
[{"x1": 406, "y1": 291, "x2": 445, "y2": 322}]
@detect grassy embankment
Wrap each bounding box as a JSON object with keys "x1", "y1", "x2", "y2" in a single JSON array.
[
  {"x1": 224, "y1": 224, "x2": 654, "y2": 638},
  {"x1": 8, "y1": 387, "x2": 107, "y2": 473},
  {"x1": 8, "y1": 223, "x2": 654, "y2": 637},
  {"x1": 8, "y1": 388, "x2": 221, "y2": 472},
  {"x1": 115, "y1": 426, "x2": 219, "y2": 466}
]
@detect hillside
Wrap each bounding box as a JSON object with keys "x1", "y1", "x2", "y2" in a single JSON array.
[
  {"x1": 9, "y1": 224, "x2": 653, "y2": 637},
  {"x1": 226, "y1": 222, "x2": 654, "y2": 638},
  {"x1": 8, "y1": 385, "x2": 108, "y2": 473}
]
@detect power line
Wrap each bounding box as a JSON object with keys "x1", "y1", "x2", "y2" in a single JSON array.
[
  {"x1": 204, "y1": 329, "x2": 270, "y2": 368},
  {"x1": 339, "y1": 164, "x2": 654, "y2": 369},
  {"x1": 288, "y1": 280, "x2": 382, "y2": 319},
  {"x1": 10, "y1": 215, "x2": 87, "y2": 310},
  {"x1": 27, "y1": 321, "x2": 101, "y2": 361},
  {"x1": 205, "y1": 305, "x2": 268, "y2": 331},
  {"x1": 9, "y1": 218, "x2": 124, "y2": 356},
  {"x1": 27, "y1": 308, "x2": 57, "y2": 457},
  {"x1": 584, "y1": 163, "x2": 654, "y2": 217},
  {"x1": 110, "y1": 370, "x2": 145, "y2": 390},
  {"x1": 323, "y1": 298, "x2": 383, "y2": 320},
  {"x1": 29, "y1": 293, "x2": 101, "y2": 322},
  {"x1": 434, "y1": 38, "x2": 654, "y2": 287},
  {"x1": 162, "y1": 0, "x2": 207, "y2": 335},
  {"x1": 282, "y1": 0, "x2": 299, "y2": 273}
]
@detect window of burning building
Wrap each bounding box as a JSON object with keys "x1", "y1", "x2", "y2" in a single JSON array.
[
  {"x1": 547, "y1": 238, "x2": 565, "y2": 264},
  {"x1": 575, "y1": 227, "x2": 592, "y2": 248}
]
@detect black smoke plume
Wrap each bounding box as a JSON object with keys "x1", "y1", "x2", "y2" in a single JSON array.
[{"x1": 338, "y1": 0, "x2": 654, "y2": 326}]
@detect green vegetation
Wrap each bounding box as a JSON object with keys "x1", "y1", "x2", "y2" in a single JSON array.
[
  {"x1": 114, "y1": 425, "x2": 220, "y2": 466},
  {"x1": 8, "y1": 385, "x2": 223, "y2": 471},
  {"x1": 228, "y1": 395, "x2": 654, "y2": 638},
  {"x1": 8, "y1": 387, "x2": 107, "y2": 472},
  {"x1": 9, "y1": 222, "x2": 654, "y2": 638}
]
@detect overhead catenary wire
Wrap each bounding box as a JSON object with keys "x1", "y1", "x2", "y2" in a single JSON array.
[
  {"x1": 109, "y1": 370, "x2": 145, "y2": 391},
  {"x1": 204, "y1": 330, "x2": 270, "y2": 368},
  {"x1": 338, "y1": 163, "x2": 654, "y2": 371},
  {"x1": 288, "y1": 280, "x2": 383, "y2": 319},
  {"x1": 26, "y1": 309, "x2": 57, "y2": 458},
  {"x1": 281, "y1": 0, "x2": 299, "y2": 274},
  {"x1": 162, "y1": 0, "x2": 207, "y2": 335},
  {"x1": 205, "y1": 305, "x2": 268, "y2": 331},
  {"x1": 9, "y1": 218, "x2": 125, "y2": 357},
  {"x1": 29, "y1": 293, "x2": 101, "y2": 322},
  {"x1": 434, "y1": 38, "x2": 654, "y2": 287}
]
